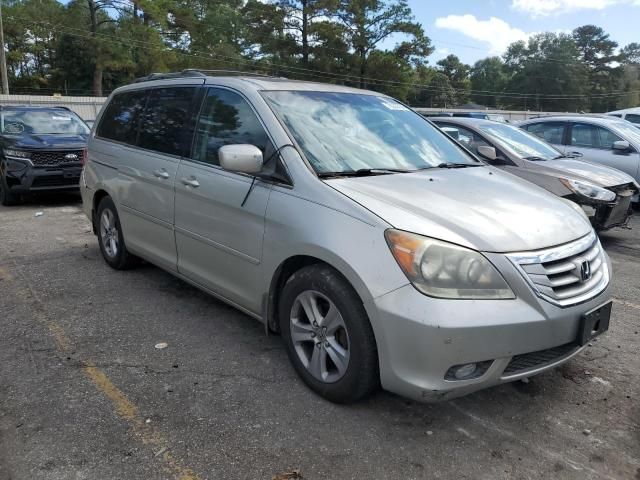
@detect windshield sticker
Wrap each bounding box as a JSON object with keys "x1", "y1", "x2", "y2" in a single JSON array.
[{"x1": 380, "y1": 100, "x2": 409, "y2": 111}]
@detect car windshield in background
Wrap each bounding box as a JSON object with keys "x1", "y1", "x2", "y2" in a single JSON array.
[
  {"x1": 611, "y1": 121, "x2": 640, "y2": 144},
  {"x1": 0, "y1": 109, "x2": 89, "y2": 135},
  {"x1": 263, "y1": 91, "x2": 480, "y2": 174},
  {"x1": 479, "y1": 122, "x2": 561, "y2": 160}
]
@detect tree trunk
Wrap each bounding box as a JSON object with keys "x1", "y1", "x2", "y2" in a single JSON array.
[
  {"x1": 301, "y1": 0, "x2": 309, "y2": 65},
  {"x1": 93, "y1": 66, "x2": 103, "y2": 97},
  {"x1": 87, "y1": 0, "x2": 103, "y2": 96}
]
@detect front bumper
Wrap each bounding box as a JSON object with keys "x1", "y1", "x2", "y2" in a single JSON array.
[
  {"x1": 366, "y1": 250, "x2": 613, "y2": 402},
  {"x1": 4, "y1": 158, "x2": 81, "y2": 192},
  {"x1": 584, "y1": 188, "x2": 635, "y2": 231}
]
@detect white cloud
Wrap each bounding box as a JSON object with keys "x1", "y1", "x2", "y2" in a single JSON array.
[
  {"x1": 434, "y1": 15, "x2": 531, "y2": 55},
  {"x1": 511, "y1": 0, "x2": 640, "y2": 17}
]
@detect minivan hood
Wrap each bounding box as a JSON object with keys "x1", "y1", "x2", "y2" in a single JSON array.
[
  {"x1": 545, "y1": 158, "x2": 636, "y2": 187},
  {"x1": 328, "y1": 167, "x2": 592, "y2": 253},
  {"x1": 2, "y1": 133, "x2": 88, "y2": 151}
]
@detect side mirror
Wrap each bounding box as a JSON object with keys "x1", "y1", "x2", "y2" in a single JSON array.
[
  {"x1": 477, "y1": 145, "x2": 498, "y2": 161},
  {"x1": 218, "y1": 144, "x2": 263, "y2": 174},
  {"x1": 613, "y1": 140, "x2": 631, "y2": 152}
]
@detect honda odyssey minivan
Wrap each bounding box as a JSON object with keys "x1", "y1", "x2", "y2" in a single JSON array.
[{"x1": 81, "y1": 71, "x2": 613, "y2": 403}]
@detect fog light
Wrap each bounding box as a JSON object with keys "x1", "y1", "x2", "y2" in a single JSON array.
[
  {"x1": 445, "y1": 360, "x2": 493, "y2": 381},
  {"x1": 455, "y1": 363, "x2": 477, "y2": 379}
]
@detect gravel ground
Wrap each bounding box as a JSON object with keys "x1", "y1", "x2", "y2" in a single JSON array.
[{"x1": 0, "y1": 195, "x2": 638, "y2": 480}]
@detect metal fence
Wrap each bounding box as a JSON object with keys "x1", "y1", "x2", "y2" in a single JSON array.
[{"x1": 0, "y1": 94, "x2": 107, "y2": 120}]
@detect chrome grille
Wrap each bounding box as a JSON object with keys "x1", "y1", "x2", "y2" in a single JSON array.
[
  {"x1": 507, "y1": 232, "x2": 609, "y2": 307},
  {"x1": 30, "y1": 150, "x2": 83, "y2": 167}
]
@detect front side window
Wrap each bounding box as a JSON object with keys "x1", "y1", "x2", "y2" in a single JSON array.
[
  {"x1": 263, "y1": 91, "x2": 479, "y2": 174},
  {"x1": 97, "y1": 90, "x2": 146, "y2": 145},
  {"x1": 570, "y1": 123, "x2": 622, "y2": 149},
  {"x1": 192, "y1": 88, "x2": 271, "y2": 165},
  {"x1": 1, "y1": 108, "x2": 89, "y2": 135},
  {"x1": 524, "y1": 122, "x2": 565, "y2": 145},
  {"x1": 137, "y1": 87, "x2": 198, "y2": 156},
  {"x1": 480, "y1": 122, "x2": 562, "y2": 161}
]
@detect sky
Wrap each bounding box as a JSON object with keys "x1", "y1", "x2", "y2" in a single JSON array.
[{"x1": 399, "y1": 0, "x2": 640, "y2": 65}]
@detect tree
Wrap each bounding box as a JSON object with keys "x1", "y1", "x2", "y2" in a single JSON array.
[
  {"x1": 335, "y1": 0, "x2": 432, "y2": 88},
  {"x1": 503, "y1": 33, "x2": 589, "y2": 111},
  {"x1": 470, "y1": 57, "x2": 507, "y2": 108},
  {"x1": 421, "y1": 72, "x2": 455, "y2": 108},
  {"x1": 436, "y1": 54, "x2": 470, "y2": 105}
]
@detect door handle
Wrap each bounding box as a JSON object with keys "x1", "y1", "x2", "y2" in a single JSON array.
[
  {"x1": 153, "y1": 169, "x2": 170, "y2": 179},
  {"x1": 181, "y1": 177, "x2": 200, "y2": 188}
]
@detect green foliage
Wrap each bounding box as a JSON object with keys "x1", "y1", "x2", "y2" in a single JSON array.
[{"x1": 1, "y1": 3, "x2": 638, "y2": 111}]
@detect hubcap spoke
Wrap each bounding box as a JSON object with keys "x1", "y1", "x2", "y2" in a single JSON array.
[
  {"x1": 308, "y1": 344, "x2": 326, "y2": 380},
  {"x1": 325, "y1": 337, "x2": 349, "y2": 376},
  {"x1": 298, "y1": 291, "x2": 322, "y2": 325},
  {"x1": 321, "y1": 304, "x2": 343, "y2": 333},
  {"x1": 291, "y1": 321, "x2": 315, "y2": 343}
]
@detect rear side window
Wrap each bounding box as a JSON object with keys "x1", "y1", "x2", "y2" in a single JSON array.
[
  {"x1": 96, "y1": 90, "x2": 146, "y2": 145},
  {"x1": 138, "y1": 87, "x2": 198, "y2": 156},
  {"x1": 570, "y1": 123, "x2": 622, "y2": 149},
  {"x1": 625, "y1": 114, "x2": 640, "y2": 125},
  {"x1": 191, "y1": 87, "x2": 271, "y2": 165},
  {"x1": 523, "y1": 122, "x2": 565, "y2": 145}
]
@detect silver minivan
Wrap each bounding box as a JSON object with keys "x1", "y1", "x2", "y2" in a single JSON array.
[{"x1": 82, "y1": 71, "x2": 613, "y2": 403}]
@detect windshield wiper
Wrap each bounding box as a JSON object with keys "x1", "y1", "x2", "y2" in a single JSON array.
[
  {"x1": 434, "y1": 162, "x2": 481, "y2": 169},
  {"x1": 318, "y1": 168, "x2": 413, "y2": 178},
  {"x1": 523, "y1": 156, "x2": 547, "y2": 161}
]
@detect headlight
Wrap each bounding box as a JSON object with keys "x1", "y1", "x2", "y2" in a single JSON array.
[
  {"x1": 385, "y1": 230, "x2": 515, "y2": 300},
  {"x1": 3, "y1": 148, "x2": 31, "y2": 159},
  {"x1": 559, "y1": 178, "x2": 615, "y2": 203}
]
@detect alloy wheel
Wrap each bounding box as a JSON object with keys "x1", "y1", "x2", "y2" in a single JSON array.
[
  {"x1": 289, "y1": 290, "x2": 350, "y2": 383},
  {"x1": 100, "y1": 208, "x2": 119, "y2": 258}
]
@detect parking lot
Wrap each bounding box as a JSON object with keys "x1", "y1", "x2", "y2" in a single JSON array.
[{"x1": 0, "y1": 197, "x2": 638, "y2": 480}]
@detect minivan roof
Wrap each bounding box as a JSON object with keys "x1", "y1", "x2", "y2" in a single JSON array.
[{"x1": 118, "y1": 70, "x2": 383, "y2": 96}]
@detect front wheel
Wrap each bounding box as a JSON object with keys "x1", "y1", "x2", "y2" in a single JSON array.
[
  {"x1": 279, "y1": 265, "x2": 379, "y2": 403},
  {"x1": 0, "y1": 175, "x2": 19, "y2": 206}
]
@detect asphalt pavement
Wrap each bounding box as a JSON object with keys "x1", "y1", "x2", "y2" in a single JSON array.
[{"x1": 0, "y1": 195, "x2": 638, "y2": 480}]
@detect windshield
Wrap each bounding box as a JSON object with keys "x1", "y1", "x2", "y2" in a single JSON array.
[
  {"x1": 0, "y1": 109, "x2": 89, "y2": 135},
  {"x1": 479, "y1": 122, "x2": 561, "y2": 160},
  {"x1": 263, "y1": 91, "x2": 480, "y2": 174},
  {"x1": 611, "y1": 121, "x2": 640, "y2": 145}
]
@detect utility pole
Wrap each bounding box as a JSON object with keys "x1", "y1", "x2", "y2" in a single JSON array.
[{"x1": 0, "y1": 0, "x2": 9, "y2": 94}]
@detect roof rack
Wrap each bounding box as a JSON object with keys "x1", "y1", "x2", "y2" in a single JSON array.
[{"x1": 133, "y1": 69, "x2": 280, "y2": 83}]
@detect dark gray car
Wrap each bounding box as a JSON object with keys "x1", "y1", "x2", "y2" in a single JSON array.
[{"x1": 433, "y1": 117, "x2": 638, "y2": 231}]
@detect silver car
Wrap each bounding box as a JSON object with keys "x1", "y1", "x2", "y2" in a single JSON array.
[
  {"x1": 433, "y1": 117, "x2": 638, "y2": 230},
  {"x1": 519, "y1": 115, "x2": 640, "y2": 190},
  {"x1": 81, "y1": 72, "x2": 613, "y2": 403}
]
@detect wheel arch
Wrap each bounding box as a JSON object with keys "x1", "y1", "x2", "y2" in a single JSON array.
[
  {"x1": 91, "y1": 188, "x2": 112, "y2": 234},
  {"x1": 265, "y1": 253, "x2": 374, "y2": 334}
]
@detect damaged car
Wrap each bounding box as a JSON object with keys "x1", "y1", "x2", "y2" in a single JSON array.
[{"x1": 434, "y1": 117, "x2": 638, "y2": 231}]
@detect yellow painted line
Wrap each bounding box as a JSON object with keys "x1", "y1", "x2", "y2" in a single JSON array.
[
  {"x1": 0, "y1": 265, "x2": 12, "y2": 282},
  {"x1": 613, "y1": 298, "x2": 640, "y2": 310},
  {"x1": 6, "y1": 262, "x2": 201, "y2": 480}
]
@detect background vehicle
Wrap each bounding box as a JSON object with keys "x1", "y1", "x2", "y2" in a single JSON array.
[
  {"x1": 607, "y1": 107, "x2": 640, "y2": 128},
  {"x1": 82, "y1": 71, "x2": 611, "y2": 404},
  {"x1": 0, "y1": 106, "x2": 89, "y2": 206},
  {"x1": 519, "y1": 115, "x2": 640, "y2": 192},
  {"x1": 434, "y1": 117, "x2": 638, "y2": 230},
  {"x1": 451, "y1": 112, "x2": 508, "y2": 122}
]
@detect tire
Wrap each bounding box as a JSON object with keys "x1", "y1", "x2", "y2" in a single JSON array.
[
  {"x1": 0, "y1": 174, "x2": 19, "y2": 206},
  {"x1": 96, "y1": 196, "x2": 139, "y2": 270},
  {"x1": 279, "y1": 264, "x2": 379, "y2": 403}
]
